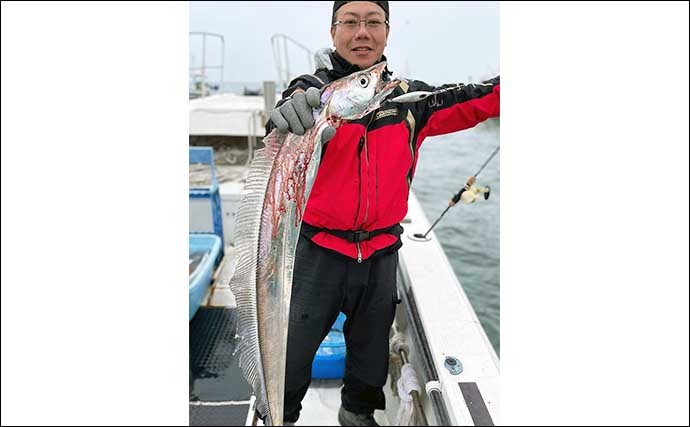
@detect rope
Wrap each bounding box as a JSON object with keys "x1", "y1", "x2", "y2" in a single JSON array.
[{"x1": 395, "y1": 363, "x2": 422, "y2": 426}]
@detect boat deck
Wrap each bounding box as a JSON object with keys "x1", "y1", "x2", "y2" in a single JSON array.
[
  {"x1": 189, "y1": 305, "x2": 389, "y2": 426},
  {"x1": 189, "y1": 307, "x2": 252, "y2": 426}
]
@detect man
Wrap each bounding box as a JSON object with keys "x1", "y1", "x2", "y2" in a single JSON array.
[{"x1": 268, "y1": 1, "x2": 500, "y2": 425}]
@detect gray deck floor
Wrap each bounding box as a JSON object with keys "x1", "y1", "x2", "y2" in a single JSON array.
[{"x1": 190, "y1": 306, "x2": 389, "y2": 426}]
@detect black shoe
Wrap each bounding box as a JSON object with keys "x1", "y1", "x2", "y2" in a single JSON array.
[{"x1": 337, "y1": 406, "x2": 379, "y2": 426}]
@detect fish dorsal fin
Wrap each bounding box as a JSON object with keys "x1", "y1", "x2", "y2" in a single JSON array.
[{"x1": 228, "y1": 130, "x2": 283, "y2": 420}]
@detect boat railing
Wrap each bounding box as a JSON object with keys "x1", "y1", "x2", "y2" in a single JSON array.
[
  {"x1": 190, "y1": 31, "x2": 225, "y2": 99},
  {"x1": 271, "y1": 33, "x2": 314, "y2": 91}
]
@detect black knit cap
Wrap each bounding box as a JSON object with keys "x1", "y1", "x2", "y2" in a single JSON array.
[{"x1": 332, "y1": 1, "x2": 389, "y2": 22}]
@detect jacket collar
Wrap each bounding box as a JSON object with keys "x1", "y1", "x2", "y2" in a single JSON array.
[{"x1": 324, "y1": 50, "x2": 391, "y2": 81}]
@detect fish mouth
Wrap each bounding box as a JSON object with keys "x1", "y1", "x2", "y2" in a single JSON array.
[
  {"x1": 362, "y1": 61, "x2": 400, "y2": 95},
  {"x1": 356, "y1": 61, "x2": 401, "y2": 108},
  {"x1": 374, "y1": 72, "x2": 401, "y2": 103},
  {"x1": 362, "y1": 61, "x2": 388, "y2": 76},
  {"x1": 370, "y1": 79, "x2": 398, "y2": 106},
  {"x1": 377, "y1": 77, "x2": 400, "y2": 94}
]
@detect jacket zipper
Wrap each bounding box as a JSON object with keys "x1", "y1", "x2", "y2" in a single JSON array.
[
  {"x1": 352, "y1": 136, "x2": 365, "y2": 229},
  {"x1": 354, "y1": 114, "x2": 376, "y2": 264},
  {"x1": 354, "y1": 136, "x2": 365, "y2": 263},
  {"x1": 359, "y1": 114, "x2": 376, "y2": 230},
  {"x1": 361, "y1": 131, "x2": 370, "y2": 227}
]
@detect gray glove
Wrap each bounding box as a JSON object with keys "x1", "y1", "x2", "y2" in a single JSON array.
[{"x1": 271, "y1": 87, "x2": 336, "y2": 142}]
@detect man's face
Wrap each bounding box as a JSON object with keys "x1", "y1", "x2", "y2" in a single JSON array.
[{"x1": 330, "y1": 1, "x2": 389, "y2": 69}]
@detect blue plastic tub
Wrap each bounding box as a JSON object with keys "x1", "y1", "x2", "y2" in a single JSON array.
[
  {"x1": 189, "y1": 146, "x2": 224, "y2": 250},
  {"x1": 312, "y1": 312, "x2": 347, "y2": 379},
  {"x1": 189, "y1": 234, "x2": 222, "y2": 321}
]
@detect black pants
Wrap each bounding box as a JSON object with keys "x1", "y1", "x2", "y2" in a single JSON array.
[{"x1": 283, "y1": 234, "x2": 399, "y2": 423}]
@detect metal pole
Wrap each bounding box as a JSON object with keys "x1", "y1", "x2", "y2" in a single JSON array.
[
  {"x1": 201, "y1": 34, "x2": 206, "y2": 83},
  {"x1": 220, "y1": 35, "x2": 225, "y2": 93},
  {"x1": 283, "y1": 37, "x2": 290, "y2": 88},
  {"x1": 263, "y1": 81, "x2": 276, "y2": 115}
]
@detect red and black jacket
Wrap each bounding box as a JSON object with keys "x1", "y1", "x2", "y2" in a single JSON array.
[{"x1": 267, "y1": 51, "x2": 500, "y2": 262}]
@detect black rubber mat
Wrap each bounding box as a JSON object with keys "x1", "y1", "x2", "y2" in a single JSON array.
[
  {"x1": 190, "y1": 403, "x2": 250, "y2": 426},
  {"x1": 190, "y1": 306, "x2": 254, "y2": 425}
]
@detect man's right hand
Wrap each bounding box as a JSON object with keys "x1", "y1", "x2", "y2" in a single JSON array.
[{"x1": 270, "y1": 87, "x2": 336, "y2": 142}]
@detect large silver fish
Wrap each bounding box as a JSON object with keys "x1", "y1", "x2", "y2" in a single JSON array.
[{"x1": 229, "y1": 62, "x2": 400, "y2": 426}]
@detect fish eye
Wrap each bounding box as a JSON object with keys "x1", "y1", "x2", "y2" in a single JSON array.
[{"x1": 358, "y1": 74, "x2": 370, "y2": 88}]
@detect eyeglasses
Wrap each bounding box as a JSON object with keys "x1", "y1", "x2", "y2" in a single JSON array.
[{"x1": 332, "y1": 19, "x2": 389, "y2": 31}]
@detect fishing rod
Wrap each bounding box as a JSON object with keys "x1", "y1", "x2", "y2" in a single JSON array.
[
  {"x1": 412, "y1": 145, "x2": 500, "y2": 240},
  {"x1": 390, "y1": 85, "x2": 461, "y2": 104},
  {"x1": 389, "y1": 82, "x2": 494, "y2": 104}
]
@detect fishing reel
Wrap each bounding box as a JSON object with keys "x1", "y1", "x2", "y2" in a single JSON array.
[
  {"x1": 408, "y1": 146, "x2": 499, "y2": 243},
  {"x1": 449, "y1": 177, "x2": 491, "y2": 207}
]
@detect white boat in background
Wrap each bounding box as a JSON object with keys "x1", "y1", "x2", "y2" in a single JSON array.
[{"x1": 189, "y1": 33, "x2": 499, "y2": 426}]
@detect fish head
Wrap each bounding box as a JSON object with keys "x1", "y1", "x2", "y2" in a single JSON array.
[{"x1": 321, "y1": 61, "x2": 400, "y2": 121}]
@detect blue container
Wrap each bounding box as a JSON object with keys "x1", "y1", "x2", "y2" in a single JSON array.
[
  {"x1": 189, "y1": 146, "x2": 224, "y2": 250},
  {"x1": 189, "y1": 234, "x2": 222, "y2": 321},
  {"x1": 312, "y1": 313, "x2": 347, "y2": 379}
]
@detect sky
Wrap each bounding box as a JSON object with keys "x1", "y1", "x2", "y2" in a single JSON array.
[{"x1": 189, "y1": 1, "x2": 499, "y2": 86}]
